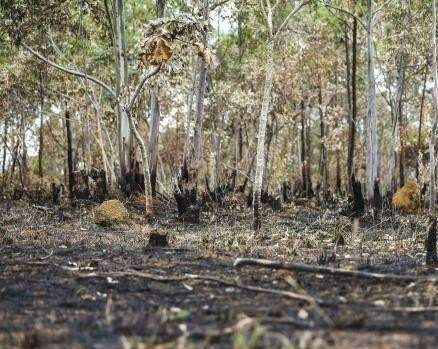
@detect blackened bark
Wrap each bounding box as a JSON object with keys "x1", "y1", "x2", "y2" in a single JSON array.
[
  {"x1": 372, "y1": 179, "x2": 382, "y2": 222},
  {"x1": 174, "y1": 160, "x2": 200, "y2": 223},
  {"x1": 351, "y1": 174, "x2": 365, "y2": 217},
  {"x1": 426, "y1": 217, "x2": 437, "y2": 265}
]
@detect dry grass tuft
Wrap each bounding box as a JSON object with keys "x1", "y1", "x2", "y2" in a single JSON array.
[{"x1": 392, "y1": 180, "x2": 419, "y2": 212}]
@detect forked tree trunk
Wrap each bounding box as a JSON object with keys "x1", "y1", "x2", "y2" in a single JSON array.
[
  {"x1": 253, "y1": 38, "x2": 274, "y2": 231},
  {"x1": 365, "y1": 0, "x2": 378, "y2": 202}
]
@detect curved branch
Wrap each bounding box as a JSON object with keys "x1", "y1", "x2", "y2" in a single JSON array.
[
  {"x1": 21, "y1": 43, "x2": 116, "y2": 98},
  {"x1": 316, "y1": 0, "x2": 366, "y2": 29},
  {"x1": 127, "y1": 65, "x2": 161, "y2": 111}
]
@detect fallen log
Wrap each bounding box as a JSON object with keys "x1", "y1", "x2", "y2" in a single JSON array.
[{"x1": 233, "y1": 258, "x2": 437, "y2": 282}]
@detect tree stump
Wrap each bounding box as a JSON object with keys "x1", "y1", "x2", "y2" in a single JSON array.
[
  {"x1": 174, "y1": 161, "x2": 200, "y2": 223},
  {"x1": 426, "y1": 217, "x2": 437, "y2": 265},
  {"x1": 351, "y1": 174, "x2": 365, "y2": 217},
  {"x1": 148, "y1": 232, "x2": 168, "y2": 248}
]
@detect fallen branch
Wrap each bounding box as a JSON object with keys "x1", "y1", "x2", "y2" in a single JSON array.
[
  {"x1": 77, "y1": 269, "x2": 318, "y2": 304},
  {"x1": 234, "y1": 258, "x2": 438, "y2": 282}
]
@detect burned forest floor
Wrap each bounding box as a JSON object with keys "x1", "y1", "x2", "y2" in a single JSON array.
[{"x1": 1, "y1": 199, "x2": 438, "y2": 349}]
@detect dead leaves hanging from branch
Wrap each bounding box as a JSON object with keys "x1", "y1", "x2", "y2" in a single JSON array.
[{"x1": 138, "y1": 14, "x2": 217, "y2": 69}]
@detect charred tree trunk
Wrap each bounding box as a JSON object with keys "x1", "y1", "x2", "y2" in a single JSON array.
[
  {"x1": 372, "y1": 179, "x2": 382, "y2": 222},
  {"x1": 175, "y1": 0, "x2": 209, "y2": 222},
  {"x1": 426, "y1": 217, "x2": 438, "y2": 265},
  {"x1": 351, "y1": 174, "x2": 365, "y2": 217}
]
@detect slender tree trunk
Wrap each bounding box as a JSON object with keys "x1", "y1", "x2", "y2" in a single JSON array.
[
  {"x1": 305, "y1": 108, "x2": 312, "y2": 197},
  {"x1": 300, "y1": 100, "x2": 307, "y2": 194},
  {"x1": 65, "y1": 110, "x2": 75, "y2": 201},
  {"x1": 95, "y1": 108, "x2": 115, "y2": 189},
  {"x1": 318, "y1": 83, "x2": 328, "y2": 198},
  {"x1": 148, "y1": 0, "x2": 166, "y2": 197},
  {"x1": 113, "y1": 0, "x2": 130, "y2": 185},
  {"x1": 191, "y1": 58, "x2": 208, "y2": 171},
  {"x1": 347, "y1": 12, "x2": 358, "y2": 185},
  {"x1": 388, "y1": 55, "x2": 406, "y2": 192},
  {"x1": 20, "y1": 112, "x2": 28, "y2": 188},
  {"x1": 212, "y1": 111, "x2": 226, "y2": 188},
  {"x1": 231, "y1": 118, "x2": 240, "y2": 190},
  {"x1": 148, "y1": 88, "x2": 160, "y2": 196},
  {"x1": 2, "y1": 118, "x2": 8, "y2": 174},
  {"x1": 125, "y1": 107, "x2": 152, "y2": 213},
  {"x1": 183, "y1": 64, "x2": 197, "y2": 164},
  {"x1": 430, "y1": 0, "x2": 438, "y2": 211},
  {"x1": 253, "y1": 38, "x2": 274, "y2": 231},
  {"x1": 397, "y1": 56, "x2": 407, "y2": 188},
  {"x1": 38, "y1": 70, "x2": 44, "y2": 178},
  {"x1": 365, "y1": 0, "x2": 378, "y2": 201},
  {"x1": 416, "y1": 69, "x2": 428, "y2": 180}
]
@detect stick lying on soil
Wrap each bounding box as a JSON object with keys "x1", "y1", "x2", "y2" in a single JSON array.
[
  {"x1": 77, "y1": 269, "x2": 318, "y2": 304},
  {"x1": 233, "y1": 258, "x2": 438, "y2": 282}
]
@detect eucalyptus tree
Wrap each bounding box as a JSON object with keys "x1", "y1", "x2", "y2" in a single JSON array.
[
  {"x1": 252, "y1": 0, "x2": 309, "y2": 231},
  {"x1": 431, "y1": 0, "x2": 438, "y2": 211}
]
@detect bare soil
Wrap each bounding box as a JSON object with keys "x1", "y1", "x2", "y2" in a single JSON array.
[{"x1": 1, "y1": 200, "x2": 437, "y2": 349}]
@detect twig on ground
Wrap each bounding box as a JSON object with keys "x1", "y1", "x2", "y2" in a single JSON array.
[
  {"x1": 38, "y1": 249, "x2": 54, "y2": 260},
  {"x1": 77, "y1": 269, "x2": 319, "y2": 304},
  {"x1": 233, "y1": 258, "x2": 438, "y2": 282},
  {"x1": 187, "y1": 316, "x2": 255, "y2": 339}
]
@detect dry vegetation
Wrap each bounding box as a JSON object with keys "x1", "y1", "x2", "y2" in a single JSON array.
[{"x1": 1, "y1": 198, "x2": 437, "y2": 349}]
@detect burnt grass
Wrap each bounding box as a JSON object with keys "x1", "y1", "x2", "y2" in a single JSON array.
[{"x1": 1, "y1": 199, "x2": 438, "y2": 349}]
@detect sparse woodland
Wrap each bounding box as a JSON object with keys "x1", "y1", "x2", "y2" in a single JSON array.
[{"x1": 1, "y1": 1, "x2": 438, "y2": 348}]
